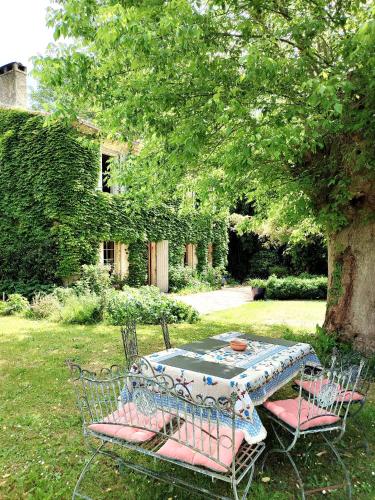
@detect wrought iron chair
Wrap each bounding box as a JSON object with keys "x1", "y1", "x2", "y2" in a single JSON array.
[
  {"x1": 120, "y1": 320, "x2": 138, "y2": 370},
  {"x1": 261, "y1": 360, "x2": 365, "y2": 499},
  {"x1": 295, "y1": 349, "x2": 371, "y2": 418},
  {"x1": 68, "y1": 358, "x2": 265, "y2": 500},
  {"x1": 160, "y1": 314, "x2": 172, "y2": 350}
]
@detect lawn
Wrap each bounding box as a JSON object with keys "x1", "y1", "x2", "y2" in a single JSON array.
[{"x1": 0, "y1": 300, "x2": 374, "y2": 499}]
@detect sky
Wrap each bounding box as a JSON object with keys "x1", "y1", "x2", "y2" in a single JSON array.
[{"x1": 0, "y1": 0, "x2": 54, "y2": 89}]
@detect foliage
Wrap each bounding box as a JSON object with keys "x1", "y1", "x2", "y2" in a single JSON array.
[
  {"x1": 200, "y1": 266, "x2": 223, "y2": 288},
  {"x1": 268, "y1": 265, "x2": 289, "y2": 278},
  {"x1": 59, "y1": 293, "x2": 103, "y2": 324},
  {"x1": 169, "y1": 265, "x2": 222, "y2": 293},
  {"x1": 52, "y1": 286, "x2": 77, "y2": 304},
  {"x1": 266, "y1": 275, "x2": 327, "y2": 300},
  {"x1": 27, "y1": 293, "x2": 62, "y2": 320},
  {"x1": 74, "y1": 264, "x2": 111, "y2": 295},
  {"x1": 0, "y1": 110, "x2": 228, "y2": 292},
  {"x1": 1, "y1": 293, "x2": 29, "y2": 316},
  {"x1": 246, "y1": 278, "x2": 268, "y2": 289},
  {"x1": 34, "y1": 1, "x2": 375, "y2": 234},
  {"x1": 248, "y1": 250, "x2": 279, "y2": 279},
  {"x1": 0, "y1": 279, "x2": 55, "y2": 301},
  {"x1": 106, "y1": 285, "x2": 199, "y2": 325}
]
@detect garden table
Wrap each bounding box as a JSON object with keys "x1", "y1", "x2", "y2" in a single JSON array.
[{"x1": 143, "y1": 331, "x2": 320, "y2": 444}]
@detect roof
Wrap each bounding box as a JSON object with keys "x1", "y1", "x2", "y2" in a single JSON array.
[{"x1": 0, "y1": 62, "x2": 27, "y2": 75}]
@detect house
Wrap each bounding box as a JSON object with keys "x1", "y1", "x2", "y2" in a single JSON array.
[{"x1": 0, "y1": 62, "x2": 228, "y2": 294}]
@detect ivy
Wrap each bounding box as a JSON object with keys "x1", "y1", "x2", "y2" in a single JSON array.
[{"x1": 0, "y1": 110, "x2": 227, "y2": 292}]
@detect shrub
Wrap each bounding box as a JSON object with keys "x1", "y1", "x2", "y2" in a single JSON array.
[
  {"x1": 246, "y1": 278, "x2": 268, "y2": 288},
  {"x1": 248, "y1": 250, "x2": 278, "y2": 278},
  {"x1": 59, "y1": 293, "x2": 103, "y2": 324},
  {"x1": 200, "y1": 267, "x2": 223, "y2": 288},
  {"x1": 169, "y1": 265, "x2": 223, "y2": 293},
  {"x1": 27, "y1": 293, "x2": 61, "y2": 319},
  {"x1": 2, "y1": 293, "x2": 29, "y2": 315},
  {"x1": 268, "y1": 265, "x2": 289, "y2": 278},
  {"x1": 169, "y1": 265, "x2": 196, "y2": 292},
  {"x1": 266, "y1": 275, "x2": 327, "y2": 300},
  {"x1": 0, "y1": 280, "x2": 54, "y2": 300},
  {"x1": 106, "y1": 285, "x2": 199, "y2": 325},
  {"x1": 74, "y1": 264, "x2": 111, "y2": 295},
  {"x1": 52, "y1": 286, "x2": 77, "y2": 304}
]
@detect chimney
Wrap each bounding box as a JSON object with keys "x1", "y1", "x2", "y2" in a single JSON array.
[{"x1": 0, "y1": 62, "x2": 27, "y2": 109}]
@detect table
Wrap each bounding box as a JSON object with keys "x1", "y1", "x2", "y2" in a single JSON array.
[{"x1": 143, "y1": 331, "x2": 320, "y2": 444}]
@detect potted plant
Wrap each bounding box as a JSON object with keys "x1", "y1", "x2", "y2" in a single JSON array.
[{"x1": 247, "y1": 278, "x2": 267, "y2": 300}]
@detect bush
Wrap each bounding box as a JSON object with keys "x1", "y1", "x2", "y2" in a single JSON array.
[
  {"x1": 2, "y1": 293, "x2": 29, "y2": 315},
  {"x1": 27, "y1": 293, "x2": 61, "y2": 319},
  {"x1": 59, "y1": 293, "x2": 103, "y2": 324},
  {"x1": 266, "y1": 275, "x2": 327, "y2": 300},
  {"x1": 106, "y1": 285, "x2": 199, "y2": 325},
  {"x1": 248, "y1": 250, "x2": 278, "y2": 278},
  {"x1": 268, "y1": 265, "x2": 289, "y2": 278},
  {"x1": 245, "y1": 278, "x2": 268, "y2": 288},
  {"x1": 169, "y1": 265, "x2": 222, "y2": 293},
  {"x1": 200, "y1": 267, "x2": 223, "y2": 288},
  {"x1": 52, "y1": 286, "x2": 77, "y2": 304},
  {"x1": 0, "y1": 280, "x2": 54, "y2": 300},
  {"x1": 169, "y1": 265, "x2": 196, "y2": 292},
  {"x1": 74, "y1": 264, "x2": 111, "y2": 295}
]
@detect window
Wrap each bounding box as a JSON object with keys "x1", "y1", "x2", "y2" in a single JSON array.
[
  {"x1": 101, "y1": 154, "x2": 111, "y2": 193},
  {"x1": 103, "y1": 241, "x2": 115, "y2": 268}
]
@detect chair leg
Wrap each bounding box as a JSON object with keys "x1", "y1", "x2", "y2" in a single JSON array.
[
  {"x1": 321, "y1": 434, "x2": 352, "y2": 500},
  {"x1": 261, "y1": 423, "x2": 305, "y2": 500},
  {"x1": 72, "y1": 442, "x2": 106, "y2": 500}
]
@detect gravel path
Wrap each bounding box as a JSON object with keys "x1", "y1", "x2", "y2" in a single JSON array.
[{"x1": 173, "y1": 286, "x2": 253, "y2": 314}]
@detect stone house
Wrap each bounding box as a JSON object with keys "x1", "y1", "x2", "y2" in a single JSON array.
[{"x1": 0, "y1": 62, "x2": 227, "y2": 294}]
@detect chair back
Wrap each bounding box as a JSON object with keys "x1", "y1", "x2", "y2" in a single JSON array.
[
  {"x1": 160, "y1": 315, "x2": 171, "y2": 350},
  {"x1": 330, "y1": 349, "x2": 372, "y2": 399},
  {"x1": 120, "y1": 320, "x2": 138, "y2": 369},
  {"x1": 296, "y1": 360, "x2": 365, "y2": 432},
  {"x1": 68, "y1": 359, "x2": 238, "y2": 473}
]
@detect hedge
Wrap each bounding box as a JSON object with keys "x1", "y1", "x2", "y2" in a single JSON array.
[
  {"x1": 247, "y1": 275, "x2": 327, "y2": 300},
  {"x1": 266, "y1": 275, "x2": 327, "y2": 300}
]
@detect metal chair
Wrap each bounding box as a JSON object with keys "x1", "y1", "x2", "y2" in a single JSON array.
[
  {"x1": 120, "y1": 320, "x2": 138, "y2": 370},
  {"x1": 68, "y1": 358, "x2": 265, "y2": 500},
  {"x1": 296, "y1": 349, "x2": 372, "y2": 418},
  {"x1": 160, "y1": 314, "x2": 172, "y2": 350},
  {"x1": 261, "y1": 360, "x2": 365, "y2": 499}
]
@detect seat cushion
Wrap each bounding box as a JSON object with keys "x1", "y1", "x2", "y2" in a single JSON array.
[
  {"x1": 263, "y1": 397, "x2": 340, "y2": 431},
  {"x1": 295, "y1": 379, "x2": 364, "y2": 402},
  {"x1": 156, "y1": 421, "x2": 244, "y2": 473},
  {"x1": 88, "y1": 402, "x2": 172, "y2": 443}
]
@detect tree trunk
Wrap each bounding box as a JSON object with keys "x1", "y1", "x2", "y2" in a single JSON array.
[{"x1": 324, "y1": 220, "x2": 375, "y2": 354}]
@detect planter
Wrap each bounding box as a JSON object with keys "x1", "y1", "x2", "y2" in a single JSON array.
[{"x1": 251, "y1": 287, "x2": 265, "y2": 301}]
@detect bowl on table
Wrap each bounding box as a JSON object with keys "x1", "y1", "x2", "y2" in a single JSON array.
[{"x1": 230, "y1": 339, "x2": 248, "y2": 351}]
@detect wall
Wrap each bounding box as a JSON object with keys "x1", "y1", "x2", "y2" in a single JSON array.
[{"x1": 0, "y1": 109, "x2": 228, "y2": 293}]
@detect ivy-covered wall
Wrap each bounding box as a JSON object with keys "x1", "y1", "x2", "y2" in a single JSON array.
[{"x1": 0, "y1": 109, "x2": 228, "y2": 293}]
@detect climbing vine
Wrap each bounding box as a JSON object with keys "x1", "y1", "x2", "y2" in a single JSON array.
[{"x1": 0, "y1": 109, "x2": 227, "y2": 293}]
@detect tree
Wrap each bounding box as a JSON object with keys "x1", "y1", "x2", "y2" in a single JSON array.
[{"x1": 34, "y1": 0, "x2": 375, "y2": 352}]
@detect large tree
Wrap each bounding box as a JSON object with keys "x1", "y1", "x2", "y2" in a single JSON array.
[{"x1": 35, "y1": 0, "x2": 375, "y2": 352}]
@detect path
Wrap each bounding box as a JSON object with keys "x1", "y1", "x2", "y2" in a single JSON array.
[{"x1": 173, "y1": 286, "x2": 253, "y2": 314}]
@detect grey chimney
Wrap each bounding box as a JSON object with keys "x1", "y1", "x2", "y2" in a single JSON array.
[{"x1": 0, "y1": 62, "x2": 27, "y2": 109}]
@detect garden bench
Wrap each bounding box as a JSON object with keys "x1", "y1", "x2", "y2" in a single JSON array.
[{"x1": 68, "y1": 359, "x2": 265, "y2": 500}]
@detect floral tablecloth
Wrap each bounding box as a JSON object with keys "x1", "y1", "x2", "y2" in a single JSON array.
[{"x1": 143, "y1": 332, "x2": 320, "y2": 444}]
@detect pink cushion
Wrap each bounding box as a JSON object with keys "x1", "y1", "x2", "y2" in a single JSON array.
[
  {"x1": 295, "y1": 379, "x2": 364, "y2": 402},
  {"x1": 263, "y1": 397, "x2": 340, "y2": 431},
  {"x1": 156, "y1": 421, "x2": 244, "y2": 473},
  {"x1": 88, "y1": 402, "x2": 172, "y2": 443}
]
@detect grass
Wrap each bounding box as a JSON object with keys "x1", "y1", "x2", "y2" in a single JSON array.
[{"x1": 0, "y1": 300, "x2": 374, "y2": 499}]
